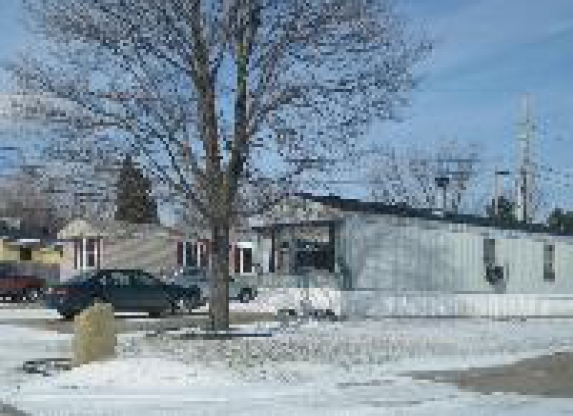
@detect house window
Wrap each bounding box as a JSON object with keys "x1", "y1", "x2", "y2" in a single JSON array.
[
  {"x1": 544, "y1": 244, "x2": 555, "y2": 282},
  {"x1": 85, "y1": 239, "x2": 97, "y2": 268},
  {"x1": 242, "y1": 247, "x2": 253, "y2": 274},
  {"x1": 20, "y1": 247, "x2": 32, "y2": 261},
  {"x1": 176, "y1": 242, "x2": 184, "y2": 266},
  {"x1": 199, "y1": 243, "x2": 208, "y2": 269},
  {"x1": 185, "y1": 242, "x2": 197, "y2": 267},
  {"x1": 234, "y1": 246, "x2": 241, "y2": 274},
  {"x1": 74, "y1": 239, "x2": 83, "y2": 269},
  {"x1": 483, "y1": 238, "x2": 496, "y2": 266}
]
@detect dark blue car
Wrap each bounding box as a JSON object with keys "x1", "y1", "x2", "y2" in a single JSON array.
[{"x1": 45, "y1": 269, "x2": 201, "y2": 320}]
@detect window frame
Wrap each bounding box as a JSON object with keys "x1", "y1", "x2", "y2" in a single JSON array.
[
  {"x1": 242, "y1": 247, "x2": 253, "y2": 274},
  {"x1": 483, "y1": 238, "x2": 496, "y2": 266},
  {"x1": 85, "y1": 238, "x2": 98, "y2": 268},
  {"x1": 543, "y1": 244, "x2": 556, "y2": 282}
]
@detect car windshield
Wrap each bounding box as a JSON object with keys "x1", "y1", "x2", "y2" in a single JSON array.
[
  {"x1": 67, "y1": 271, "x2": 97, "y2": 284},
  {"x1": 181, "y1": 267, "x2": 202, "y2": 276},
  {"x1": 171, "y1": 267, "x2": 202, "y2": 278},
  {"x1": 167, "y1": 267, "x2": 207, "y2": 285}
]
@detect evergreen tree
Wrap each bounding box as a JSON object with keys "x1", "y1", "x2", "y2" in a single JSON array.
[
  {"x1": 547, "y1": 208, "x2": 573, "y2": 234},
  {"x1": 486, "y1": 196, "x2": 518, "y2": 225},
  {"x1": 114, "y1": 155, "x2": 159, "y2": 224}
]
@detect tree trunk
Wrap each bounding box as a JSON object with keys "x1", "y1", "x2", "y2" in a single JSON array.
[{"x1": 209, "y1": 222, "x2": 230, "y2": 330}]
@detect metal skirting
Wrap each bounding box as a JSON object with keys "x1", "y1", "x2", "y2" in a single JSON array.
[{"x1": 341, "y1": 292, "x2": 573, "y2": 318}]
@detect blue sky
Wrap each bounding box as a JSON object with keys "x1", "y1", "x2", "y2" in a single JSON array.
[
  {"x1": 1, "y1": 0, "x2": 573, "y2": 213},
  {"x1": 0, "y1": 0, "x2": 23, "y2": 91},
  {"x1": 372, "y1": 0, "x2": 573, "y2": 211},
  {"x1": 393, "y1": 0, "x2": 573, "y2": 160}
]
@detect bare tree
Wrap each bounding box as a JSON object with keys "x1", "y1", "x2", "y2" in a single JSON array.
[
  {"x1": 40, "y1": 136, "x2": 124, "y2": 222},
  {"x1": 7, "y1": 0, "x2": 430, "y2": 329},
  {"x1": 0, "y1": 165, "x2": 66, "y2": 237},
  {"x1": 368, "y1": 141, "x2": 481, "y2": 213}
]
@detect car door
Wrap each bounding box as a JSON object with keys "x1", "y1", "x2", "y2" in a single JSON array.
[
  {"x1": 98, "y1": 270, "x2": 134, "y2": 311},
  {"x1": 129, "y1": 270, "x2": 170, "y2": 311}
]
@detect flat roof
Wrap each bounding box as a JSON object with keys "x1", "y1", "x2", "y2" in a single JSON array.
[
  {"x1": 291, "y1": 193, "x2": 572, "y2": 238},
  {"x1": 251, "y1": 219, "x2": 340, "y2": 231}
]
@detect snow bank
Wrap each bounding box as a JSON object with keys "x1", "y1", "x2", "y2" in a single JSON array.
[
  {"x1": 0, "y1": 306, "x2": 60, "y2": 321},
  {"x1": 231, "y1": 288, "x2": 342, "y2": 314},
  {"x1": 233, "y1": 289, "x2": 573, "y2": 319}
]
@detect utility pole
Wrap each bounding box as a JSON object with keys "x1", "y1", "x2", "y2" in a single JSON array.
[
  {"x1": 435, "y1": 156, "x2": 479, "y2": 214},
  {"x1": 515, "y1": 95, "x2": 535, "y2": 223},
  {"x1": 435, "y1": 175, "x2": 450, "y2": 214}
]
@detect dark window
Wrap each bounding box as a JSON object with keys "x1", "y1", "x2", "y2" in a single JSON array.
[
  {"x1": 176, "y1": 242, "x2": 184, "y2": 266},
  {"x1": 86, "y1": 239, "x2": 97, "y2": 268},
  {"x1": 234, "y1": 247, "x2": 241, "y2": 274},
  {"x1": 483, "y1": 238, "x2": 496, "y2": 266},
  {"x1": 199, "y1": 243, "x2": 208, "y2": 269},
  {"x1": 544, "y1": 244, "x2": 555, "y2": 282},
  {"x1": 243, "y1": 248, "x2": 253, "y2": 274},
  {"x1": 185, "y1": 242, "x2": 197, "y2": 267},
  {"x1": 20, "y1": 247, "x2": 32, "y2": 261},
  {"x1": 295, "y1": 240, "x2": 333, "y2": 272}
]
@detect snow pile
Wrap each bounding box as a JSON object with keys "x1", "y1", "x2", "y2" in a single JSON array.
[
  {"x1": 111, "y1": 317, "x2": 573, "y2": 391},
  {"x1": 0, "y1": 306, "x2": 60, "y2": 321},
  {"x1": 20, "y1": 357, "x2": 235, "y2": 391},
  {"x1": 0, "y1": 324, "x2": 71, "y2": 405},
  {"x1": 230, "y1": 288, "x2": 342, "y2": 314}
]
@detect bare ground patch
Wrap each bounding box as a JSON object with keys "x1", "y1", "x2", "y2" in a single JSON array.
[{"x1": 414, "y1": 350, "x2": 573, "y2": 398}]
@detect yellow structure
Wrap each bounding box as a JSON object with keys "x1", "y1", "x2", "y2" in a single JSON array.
[{"x1": 0, "y1": 238, "x2": 63, "y2": 264}]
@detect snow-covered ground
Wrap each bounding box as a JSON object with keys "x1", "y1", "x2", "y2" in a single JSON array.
[{"x1": 2, "y1": 309, "x2": 573, "y2": 415}]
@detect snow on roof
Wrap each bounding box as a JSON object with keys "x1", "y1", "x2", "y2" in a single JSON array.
[{"x1": 58, "y1": 218, "x2": 183, "y2": 240}]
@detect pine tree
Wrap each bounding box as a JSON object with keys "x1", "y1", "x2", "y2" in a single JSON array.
[
  {"x1": 486, "y1": 196, "x2": 518, "y2": 225},
  {"x1": 114, "y1": 155, "x2": 159, "y2": 224},
  {"x1": 547, "y1": 208, "x2": 573, "y2": 234}
]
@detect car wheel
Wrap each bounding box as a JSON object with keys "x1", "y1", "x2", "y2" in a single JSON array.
[
  {"x1": 239, "y1": 289, "x2": 253, "y2": 303},
  {"x1": 173, "y1": 292, "x2": 200, "y2": 314},
  {"x1": 25, "y1": 288, "x2": 43, "y2": 303},
  {"x1": 190, "y1": 291, "x2": 201, "y2": 308},
  {"x1": 11, "y1": 293, "x2": 23, "y2": 303},
  {"x1": 149, "y1": 310, "x2": 166, "y2": 319},
  {"x1": 61, "y1": 312, "x2": 76, "y2": 320}
]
